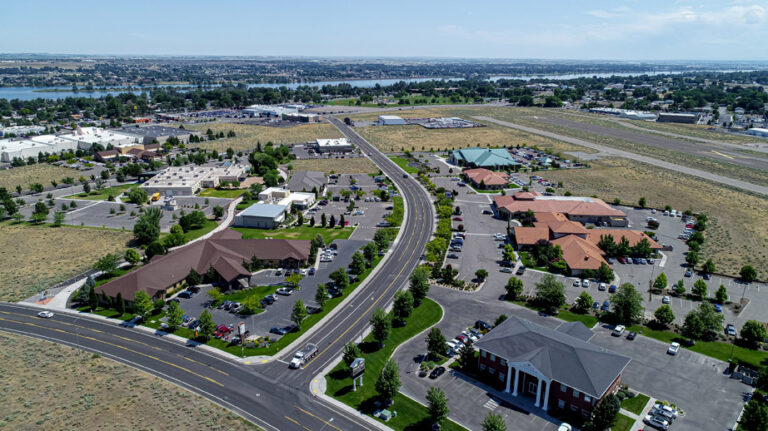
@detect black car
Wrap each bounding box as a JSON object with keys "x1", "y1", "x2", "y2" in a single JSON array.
[
  {"x1": 475, "y1": 320, "x2": 492, "y2": 333},
  {"x1": 626, "y1": 331, "x2": 637, "y2": 340},
  {"x1": 270, "y1": 326, "x2": 289, "y2": 335},
  {"x1": 429, "y1": 366, "x2": 446, "y2": 379},
  {"x1": 516, "y1": 266, "x2": 526, "y2": 275},
  {"x1": 177, "y1": 291, "x2": 193, "y2": 299},
  {"x1": 187, "y1": 286, "x2": 201, "y2": 293}
]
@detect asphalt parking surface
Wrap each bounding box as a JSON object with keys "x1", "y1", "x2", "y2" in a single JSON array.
[{"x1": 171, "y1": 239, "x2": 368, "y2": 339}]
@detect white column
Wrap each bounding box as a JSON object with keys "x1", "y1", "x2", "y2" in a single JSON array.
[
  {"x1": 512, "y1": 368, "x2": 519, "y2": 396},
  {"x1": 504, "y1": 365, "x2": 512, "y2": 393},
  {"x1": 542, "y1": 380, "x2": 551, "y2": 412},
  {"x1": 534, "y1": 377, "x2": 543, "y2": 407}
]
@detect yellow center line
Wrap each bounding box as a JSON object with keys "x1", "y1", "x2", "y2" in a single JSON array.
[
  {"x1": 178, "y1": 354, "x2": 229, "y2": 376},
  {"x1": 284, "y1": 416, "x2": 301, "y2": 426},
  {"x1": 112, "y1": 334, "x2": 164, "y2": 351},
  {"x1": 296, "y1": 406, "x2": 341, "y2": 431},
  {"x1": 304, "y1": 189, "x2": 428, "y2": 368},
  {"x1": 711, "y1": 150, "x2": 735, "y2": 160},
  {"x1": 0, "y1": 316, "x2": 223, "y2": 388}
]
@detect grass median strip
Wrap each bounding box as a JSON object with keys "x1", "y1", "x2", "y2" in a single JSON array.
[
  {"x1": 233, "y1": 225, "x2": 354, "y2": 243},
  {"x1": 388, "y1": 156, "x2": 419, "y2": 174},
  {"x1": 325, "y1": 298, "x2": 467, "y2": 431}
]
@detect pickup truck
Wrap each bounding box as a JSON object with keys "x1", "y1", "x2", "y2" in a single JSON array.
[{"x1": 289, "y1": 343, "x2": 319, "y2": 369}]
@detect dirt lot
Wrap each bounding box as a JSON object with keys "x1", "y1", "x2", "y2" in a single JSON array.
[
  {"x1": 189, "y1": 121, "x2": 343, "y2": 152},
  {"x1": 0, "y1": 332, "x2": 258, "y2": 431},
  {"x1": 544, "y1": 157, "x2": 768, "y2": 279},
  {"x1": 0, "y1": 164, "x2": 79, "y2": 192},
  {"x1": 0, "y1": 222, "x2": 133, "y2": 302},
  {"x1": 288, "y1": 157, "x2": 378, "y2": 174},
  {"x1": 353, "y1": 114, "x2": 586, "y2": 155}
]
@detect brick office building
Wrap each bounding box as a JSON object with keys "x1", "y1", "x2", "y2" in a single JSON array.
[{"x1": 474, "y1": 317, "x2": 630, "y2": 418}]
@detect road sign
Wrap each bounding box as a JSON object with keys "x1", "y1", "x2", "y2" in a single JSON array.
[
  {"x1": 238, "y1": 322, "x2": 246, "y2": 344},
  {"x1": 350, "y1": 358, "x2": 365, "y2": 378}
]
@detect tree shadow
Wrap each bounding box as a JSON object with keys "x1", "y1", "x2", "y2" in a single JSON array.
[
  {"x1": 359, "y1": 341, "x2": 381, "y2": 354},
  {"x1": 329, "y1": 368, "x2": 349, "y2": 381},
  {"x1": 404, "y1": 418, "x2": 434, "y2": 431}
]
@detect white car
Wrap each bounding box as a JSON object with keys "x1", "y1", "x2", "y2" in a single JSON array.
[
  {"x1": 662, "y1": 295, "x2": 670, "y2": 304},
  {"x1": 612, "y1": 325, "x2": 625, "y2": 336},
  {"x1": 300, "y1": 269, "x2": 308, "y2": 276},
  {"x1": 37, "y1": 311, "x2": 54, "y2": 318},
  {"x1": 276, "y1": 288, "x2": 293, "y2": 296},
  {"x1": 500, "y1": 267, "x2": 513, "y2": 273},
  {"x1": 462, "y1": 330, "x2": 478, "y2": 342},
  {"x1": 667, "y1": 342, "x2": 680, "y2": 355},
  {"x1": 557, "y1": 424, "x2": 572, "y2": 431}
]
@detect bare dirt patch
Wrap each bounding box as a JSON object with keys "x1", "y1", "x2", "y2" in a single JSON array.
[
  {"x1": 544, "y1": 158, "x2": 768, "y2": 279},
  {"x1": 289, "y1": 157, "x2": 378, "y2": 174},
  {"x1": 0, "y1": 223, "x2": 133, "y2": 301},
  {"x1": 189, "y1": 122, "x2": 342, "y2": 152},
  {"x1": 0, "y1": 332, "x2": 259, "y2": 431},
  {"x1": 0, "y1": 164, "x2": 79, "y2": 192}
]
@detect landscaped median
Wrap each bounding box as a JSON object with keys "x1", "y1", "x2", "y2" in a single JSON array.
[
  {"x1": 325, "y1": 299, "x2": 467, "y2": 431},
  {"x1": 388, "y1": 156, "x2": 419, "y2": 175}
]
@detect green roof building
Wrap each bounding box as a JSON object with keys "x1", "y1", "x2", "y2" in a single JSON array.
[{"x1": 450, "y1": 147, "x2": 520, "y2": 169}]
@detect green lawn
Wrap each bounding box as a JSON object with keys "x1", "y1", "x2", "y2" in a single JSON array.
[
  {"x1": 233, "y1": 225, "x2": 354, "y2": 243},
  {"x1": 183, "y1": 219, "x2": 219, "y2": 242},
  {"x1": 76, "y1": 305, "x2": 136, "y2": 322},
  {"x1": 626, "y1": 324, "x2": 768, "y2": 368},
  {"x1": 93, "y1": 265, "x2": 140, "y2": 288},
  {"x1": 64, "y1": 183, "x2": 137, "y2": 200},
  {"x1": 621, "y1": 393, "x2": 650, "y2": 415},
  {"x1": 388, "y1": 156, "x2": 419, "y2": 174},
  {"x1": 198, "y1": 188, "x2": 245, "y2": 198},
  {"x1": 557, "y1": 309, "x2": 598, "y2": 328},
  {"x1": 326, "y1": 298, "x2": 466, "y2": 431},
  {"x1": 613, "y1": 413, "x2": 635, "y2": 431}
]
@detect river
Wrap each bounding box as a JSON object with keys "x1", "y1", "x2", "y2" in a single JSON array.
[{"x1": 0, "y1": 70, "x2": 755, "y2": 101}]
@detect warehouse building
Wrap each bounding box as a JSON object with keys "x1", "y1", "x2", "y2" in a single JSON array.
[
  {"x1": 378, "y1": 115, "x2": 406, "y2": 125},
  {"x1": 116, "y1": 125, "x2": 200, "y2": 145},
  {"x1": 61, "y1": 127, "x2": 139, "y2": 150},
  {"x1": 140, "y1": 163, "x2": 249, "y2": 196},
  {"x1": 314, "y1": 138, "x2": 354, "y2": 153},
  {"x1": 746, "y1": 127, "x2": 768, "y2": 138},
  {"x1": 282, "y1": 113, "x2": 320, "y2": 123},
  {"x1": 657, "y1": 113, "x2": 698, "y2": 124},
  {"x1": 0, "y1": 125, "x2": 46, "y2": 137},
  {"x1": 234, "y1": 203, "x2": 287, "y2": 229},
  {"x1": 242, "y1": 105, "x2": 298, "y2": 117}
]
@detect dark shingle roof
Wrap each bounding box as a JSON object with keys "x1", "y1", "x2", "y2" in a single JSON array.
[
  {"x1": 96, "y1": 229, "x2": 309, "y2": 301},
  {"x1": 475, "y1": 316, "x2": 630, "y2": 398},
  {"x1": 556, "y1": 321, "x2": 595, "y2": 342},
  {"x1": 287, "y1": 171, "x2": 327, "y2": 193}
]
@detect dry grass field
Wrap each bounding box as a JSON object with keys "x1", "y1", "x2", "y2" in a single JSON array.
[
  {"x1": 0, "y1": 332, "x2": 259, "y2": 431},
  {"x1": 189, "y1": 122, "x2": 342, "y2": 152},
  {"x1": 544, "y1": 158, "x2": 768, "y2": 279},
  {"x1": 353, "y1": 108, "x2": 587, "y2": 155},
  {"x1": 0, "y1": 164, "x2": 78, "y2": 192},
  {"x1": 289, "y1": 157, "x2": 378, "y2": 174},
  {"x1": 0, "y1": 223, "x2": 133, "y2": 302}
]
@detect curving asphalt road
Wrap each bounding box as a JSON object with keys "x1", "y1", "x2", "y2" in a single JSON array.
[{"x1": 0, "y1": 117, "x2": 435, "y2": 431}]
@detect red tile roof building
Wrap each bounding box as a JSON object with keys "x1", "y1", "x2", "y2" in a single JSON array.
[{"x1": 463, "y1": 168, "x2": 510, "y2": 189}]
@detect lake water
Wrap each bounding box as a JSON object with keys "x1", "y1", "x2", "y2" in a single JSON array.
[{"x1": 0, "y1": 70, "x2": 754, "y2": 101}]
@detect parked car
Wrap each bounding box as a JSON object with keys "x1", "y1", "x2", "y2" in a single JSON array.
[
  {"x1": 601, "y1": 300, "x2": 610, "y2": 311},
  {"x1": 308, "y1": 267, "x2": 316, "y2": 275},
  {"x1": 261, "y1": 295, "x2": 277, "y2": 306},
  {"x1": 618, "y1": 257, "x2": 627, "y2": 264},
  {"x1": 276, "y1": 287, "x2": 293, "y2": 296},
  {"x1": 609, "y1": 285, "x2": 617, "y2": 293},
  {"x1": 667, "y1": 342, "x2": 680, "y2": 355},
  {"x1": 270, "y1": 326, "x2": 290, "y2": 335},
  {"x1": 573, "y1": 280, "x2": 580, "y2": 287},
  {"x1": 592, "y1": 301, "x2": 600, "y2": 310},
  {"x1": 177, "y1": 291, "x2": 193, "y2": 299},
  {"x1": 516, "y1": 266, "x2": 526, "y2": 275},
  {"x1": 482, "y1": 209, "x2": 493, "y2": 215},
  {"x1": 626, "y1": 331, "x2": 637, "y2": 340},
  {"x1": 644, "y1": 414, "x2": 669, "y2": 430},
  {"x1": 500, "y1": 267, "x2": 513, "y2": 273},
  {"x1": 187, "y1": 286, "x2": 201, "y2": 293},
  {"x1": 726, "y1": 324, "x2": 737, "y2": 336},
  {"x1": 612, "y1": 325, "x2": 625, "y2": 336},
  {"x1": 652, "y1": 404, "x2": 679, "y2": 419},
  {"x1": 429, "y1": 366, "x2": 446, "y2": 379},
  {"x1": 599, "y1": 283, "x2": 607, "y2": 291},
  {"x1": 684, "y1": 270, "x2": 693, "y2": 277},
  {"x1": 475, "y1": 320, "x2": 492, "y2": 333},
  {"x1": 581, "y1": 279, "x2": 589, "y2": 288},
  {"x1": 452, "y1": 217, "x2": 463, "y2": 221},
  {"x1": 703, "y1": 273, "x2": 711, "y2": 280},
  {"x1": 714, "y1": 304, "x2": 723, "y2": 312},
  {"x1": 662, "y1": 295, "x2": 670, "y2": 304},
  {"x1": 447, "y1": 253, "x2": 459, "y2": 259},
  {"x1": 456, "y1": 334, "x2": 470, "y2": 345}
]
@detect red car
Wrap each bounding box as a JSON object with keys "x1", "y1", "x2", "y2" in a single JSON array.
[
  {"x1": 214, "y1": 325, "x2": 232, "y2": 338},
  {"x1": 685, "y1": 223, "x2": 694, "y2": 228},
  {"x1": 456, "y1": 334, "x2": 470, "y2": 345},
  {"x1": 618, "y1": 257, "x2": 627, "y2": 264},
  {"x1": 452, "y1": 217, "x2": 463, "y2": 221}
]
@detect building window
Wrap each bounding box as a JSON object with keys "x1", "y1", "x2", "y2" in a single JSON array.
[
  {"x1": 479, "y1": 364, "x2": 486, "y2": 371},
  {"x1": 481, "y1": 350, "x2": 487, "y2": 358},
  {"x1": 560, "y1": 384, "x2": 567, "y2": 393},
  {"x1": 500, "y1": 359, "x2": 507, "y2": 366},
  {"x1": 584, "y1": 395, "x2": 591, "y2": 403},
  {"x1": 489, "y1": 368, "x2": 495, "y2": 375},
  {"x1": 570, "y1": 405, "x2": 578, "y2": 412},
  {"x1": 499, "y1": 373, "x2": 505, "y2": 381},
  {"x1": 573, "y1": 390, "x2": 580, "y2": 399},
  {"x1": 490, "y1": 354, "x2": 496, "y2": 361},
  {"x1": 582, "y1": 409, "x2": 591, "y2": 418},
  {"x1": 558, "y1": 400, "x2": 565, "y2": 409}
]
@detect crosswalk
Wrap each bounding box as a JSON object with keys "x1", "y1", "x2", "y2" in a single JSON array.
[{"x1": 483, "y1": 397, "x2": 500, "y2": 410}]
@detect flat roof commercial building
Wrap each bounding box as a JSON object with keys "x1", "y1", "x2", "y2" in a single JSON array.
[
  {"x1": 96, "y1": 229, "x2": 311, "y2": 301},
  {"x1": 0, "y1": 125, "x2": 46, "y2": 137},
  {"x1": 258, "y1": 187, "x2": 316, "y2": 209},
  {"x1": 116, "y1": 125, "x2": 200, "y2": 145},
  {"x1": 0, "y1": 135, "x2": 79, "y2": 163},
  {"x1": 140, "y1": 164, "x2": 249, "y2": 196},
  {"x1": 61, "y1": 127, "x2": 139, "y2": 150},
  {"x1": 746, "y1": 127, "x2": 768, "y2": 138},
  {"x1": 657, "y1": 112, "x2": 698, "y2": 124},
  {"x1": 242, "y1": 105, "x2": 298, "y2": 117},
  {"x1": 378, "y1": 115, "x2": 405, "y2": 125},
  {"x1": 234, "y1": 203, "x2": 288, "y2": 229},
  {"x1": 475, "y1": 316, "x2": 630, "y2": 418},
  {"x1": 314, "y1": 138, "x2": 354, "y2": 153}
]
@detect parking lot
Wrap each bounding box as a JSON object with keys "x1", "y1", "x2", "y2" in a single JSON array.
[
  {"x1": 394, "y1": 285, "x2": 748, "y2": 431},
  {"x1": 170, "y1": 239, "x2": 368, "y2": 340}
]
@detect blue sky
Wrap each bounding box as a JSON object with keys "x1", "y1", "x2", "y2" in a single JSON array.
[{"x1": 1, "y1": 0, "x2": 766, "y2": 60}]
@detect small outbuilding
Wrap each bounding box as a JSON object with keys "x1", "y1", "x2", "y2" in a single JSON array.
[
  {"x1": 234, "y1": 203, "x2": 287, "y2": 229},
  {"x1": 378, "y1": 115, "x2": 405, "y2": 125}
]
